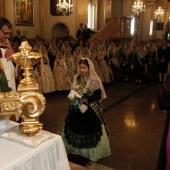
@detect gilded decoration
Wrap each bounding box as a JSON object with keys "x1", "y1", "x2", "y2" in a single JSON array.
[{"x1": 0, "y1": 41, "x2": 46, "y2": 136}]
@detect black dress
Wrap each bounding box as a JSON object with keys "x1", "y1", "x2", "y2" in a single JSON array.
[
  {"x1": 61, "y1": 75, "x2": 111, "y2": 161},
  {"x1": 157, "y1": 46, "x2": 170, "y2": 73}
]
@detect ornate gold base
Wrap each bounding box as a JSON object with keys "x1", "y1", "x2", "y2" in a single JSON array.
[
  {"x1": 19, "y1": 122, "x2": 43, "y2": 136},
  {"x1": 17, "y1": 83, "x2": 39, "y2": 91}
]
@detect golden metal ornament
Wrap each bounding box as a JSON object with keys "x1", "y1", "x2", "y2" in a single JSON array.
[
  {"x1": 11, "y1": 41, "x2": 41, "y2": 91},
  {"x1": 0, "y1": 41, "x2": 46, "y2": 136}
]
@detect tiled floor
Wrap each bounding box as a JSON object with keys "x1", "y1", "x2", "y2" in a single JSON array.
[{"x1": 40, "y1": 80, "x2": 165, "y2": 170}]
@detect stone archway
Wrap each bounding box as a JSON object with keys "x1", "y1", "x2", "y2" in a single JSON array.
[{"x1": 51, "y1": 22, "x2": 69, "y2": 39}]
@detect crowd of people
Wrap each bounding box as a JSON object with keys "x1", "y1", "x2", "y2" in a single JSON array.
[
  {"x1": 1, "y1": 18, "x2": 170, "y2": 95},
  {"x1": 7, "y1": 31, "x2": 170, "y2": 94}
]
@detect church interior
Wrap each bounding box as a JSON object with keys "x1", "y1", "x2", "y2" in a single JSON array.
[{"x1": 1, "y1": 0, "x2": 170, "y2": 170}]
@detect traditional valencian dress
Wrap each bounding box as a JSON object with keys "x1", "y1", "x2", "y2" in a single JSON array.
[
  {"x1": 61, "y1": 58, "x2": 111, "y2": 161},
  {"x1": 48, "y1": 41, "x2": 59, "y2": 70},
  {"x1": 65, "y1": 51, "x2": 76, "y2": 81},
  {"x1": 36, "y1": 45, "x2": 56, "y2": 93},
  {"x1": 73, "y1": 47, "x2": 83, "y2": 74},
  {"x1": 133, "y1": 45, "x2": 147, "y2": 83},
  {"x1": 89, "y1": 46, "x2": 104, "y2": 83},
  {"x1": 98, "y1": 45, "x2": 113, "y2": 83},
  {"x1": 120, "y1": 42, "x2": 134, "y2": 81},
  {"x1": 53, "y1": 51, "x2": 72, "y2": 91}
]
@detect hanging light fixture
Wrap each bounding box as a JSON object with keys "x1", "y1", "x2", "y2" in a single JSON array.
[
  {"x1": 56, "y1": 0, "x2": 73, "y2": 16},
  {"x1": 154, "y1": 6, "x2": 164, "y2": 18},
  {"x1": 132, "y1": 0, "x2": 145, "y2": 16}
]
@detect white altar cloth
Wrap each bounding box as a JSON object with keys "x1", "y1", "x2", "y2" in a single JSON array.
[{"x1": 0, "y1": 128, "x2": 70, "y2": 170}]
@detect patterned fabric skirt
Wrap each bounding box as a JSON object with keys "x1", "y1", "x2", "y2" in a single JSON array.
[{"x1": 61, "y1": 125, "x2": 111, "y2": 161}]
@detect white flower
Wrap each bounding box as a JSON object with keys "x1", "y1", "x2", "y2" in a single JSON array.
[
  {"x1": 75, "y1": 91, "x2": 82, "y2": 98},
  {"x1": 68, "y1": 90, "x2": 75, "y2": 100},
  {"x1": 68, "y1": 85, "x2": 91, "y2": 113},
  {"x1": 68, "y1": 90, "x2": 82, "y2": 100},
  {"x1": 78, "y1": 103, "x2": 88, "y2": 113}
]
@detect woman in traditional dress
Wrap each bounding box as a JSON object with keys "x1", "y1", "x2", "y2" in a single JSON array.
[
  {"x1": 107, "y1": 40, "x2": 120, "y2": 80},
  {"x1": 64, "y1": 50, "x2": 76, "y2": 81},
  {"x1": 133, "y1": 43, "x2": 147, "y2": 84},
  {"x1": 157, "y1": 40, "x2": 170, "y2": 82},
  {"x1": 32, "y1": 40, "x2": 42, "y2": 53},
  {"x1": 89, "y1": 45, "x2": 104, "y2": 83},
  {"x1": 48, "y1": 40, "x2": 59, "y2": 70},
  {"x1": 91, "y1": 39, "x2": 100, "y2": 54},
  {"x1": 61, "y1": 40, "x2": 72, "y2": 54},
  {"x1": 61, "y1": 58, "x2": 111, "y2": 161},
  {"x1": 145, "y1": 40, "x2": 158, "y2": 81},
  {"x1": 73, "y1": 47, "x2": 83, "y2": 73},
  {"x1": 35, "y1": 45, "x2": 55, "y2": 94},
  {"x1": 120, "y1": 41, "x2": 134, "y2": 82},
  {"x1": 83, "y1": 47, "x2": 90, "y2": 58},
  {"x1": 77, "y1": 40, "x2": 84, "y2": 55},
  {"x1": 98, "y1": 45, "x2": 113, "y2": 83},
  {"x1": 53, "y1": 51, "x2": 72, "y2": 91}
]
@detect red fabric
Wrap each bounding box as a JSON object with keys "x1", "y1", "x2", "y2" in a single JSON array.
[{"x1": 166, "y1": 124, "x2": 170, "y2": 170}]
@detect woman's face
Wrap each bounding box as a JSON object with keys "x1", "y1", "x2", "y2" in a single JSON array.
[
  {"x1": 41, "y1": 46, "x2": 47, "y2": 53},
  {"x1": 111, "y1": 42, "x2": 115, "y2": 47},
  {"x1": 139, "y1": 44, "x2": 143, "y2": 50},
  {"x1": 79, "y1": 63, "x2": 89, "y2": 76},
  {"x1": 75, "y1": 49, "x2": 80, "y2": 55},
  {"x1": 65, "y1": 51, "x2": 70, "y2": 57},
  {"x1": 84, "y1": 48, "x2": 88, "y2": 54},
  {"x1": 79, "y1": 41, "x2": 83, "y2": 46},
  {"x1": 90, "y1": 47, "x2": 95, "y2": 52},
  {"x1": 51, "y1": 42, "x2": 56, "y2": 47},
  {"x1": 58, "y1": 52, "x2": 63, "y2": 59}
]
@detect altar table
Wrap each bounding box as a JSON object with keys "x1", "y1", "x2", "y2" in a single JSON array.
[{"x1": 0, "y1": 123, "x2": 70, "y2": 170}]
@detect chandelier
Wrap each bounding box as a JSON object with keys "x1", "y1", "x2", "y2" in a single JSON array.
[
  {"x1": 155, "y1": 6, "x2": 164, "y2": 18},
  {"x1": 132, "y1": 0, "x2": 145, "y2": 16},
  {"x1": 56, "y1": 0, "x2": 73, "y2": 16}
]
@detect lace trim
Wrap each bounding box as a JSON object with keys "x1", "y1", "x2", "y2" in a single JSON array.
[{"x1": 64, "y1": 128, "x2": 102, "y2": 149}]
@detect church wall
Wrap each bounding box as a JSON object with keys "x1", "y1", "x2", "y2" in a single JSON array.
[
  {"x1": 44, "y1": 0, "x2": 78, "y2": 39},
  {"x1": 122, "y1": 0, "x2": 132, "y2": 17},
  {"x1": 4, "y1": 0, "x2": 78, "y2": 39},
  {"x1": 3, "y1": 0, "x2": 170, "y2": 41},
  {"x1": 5, "y1": 0, "x2": 40, "y2": 39}
]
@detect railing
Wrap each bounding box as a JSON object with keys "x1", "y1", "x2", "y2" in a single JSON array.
[{"x1": 89, "y1": 16, "x2": 133, "y2": 44}]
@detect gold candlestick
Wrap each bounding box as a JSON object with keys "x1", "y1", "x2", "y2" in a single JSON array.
[
  {"x1": 4, "y1": 40, "x2": 46, "y2": 136},
  {"x1": 11, "y1": 41, "x2": 41, "y2": 91}
]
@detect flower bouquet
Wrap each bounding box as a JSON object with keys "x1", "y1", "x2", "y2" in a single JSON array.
[{"x1": 68, "y1": 84, "x2": 91, "y2": 113}]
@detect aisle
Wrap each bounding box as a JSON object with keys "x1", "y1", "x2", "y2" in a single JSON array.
[{"x1": 40, "y1": 82, "x2": 165, "y2": 170}]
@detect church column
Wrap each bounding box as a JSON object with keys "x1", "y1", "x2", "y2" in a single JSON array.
[
  {"x1": 111, "y1": 0, "x2": 122, "y2": 18},
  {"x1": 0, "y1": 0, "x2": 5, "y2": 17},
  {"x1": 97, "y1": 0, "x2": 106, "y2": 29}
]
